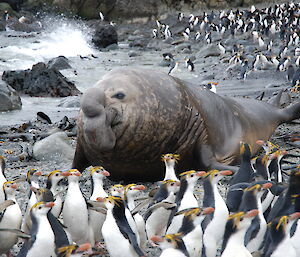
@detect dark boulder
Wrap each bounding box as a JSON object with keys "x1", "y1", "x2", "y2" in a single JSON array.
[
  {"x1": 1, "y1": 0, "x2": 23, "y2": 11},
  {"x1": 6, "y1": 20, "x2": 42, "y2": 32},
  {"x1": 0, "y1": 21, "x2": 5, "y2": 31},
  {"x1": 92, "y1": 25, "x2": 118, "y2": 49},
  {"x1": 2, "y1": 62, "x2": 81, "y2": 97},
  {"x1": 47, "y1": 56, "x2": 72, "y2": 70},
  {"x1": 0, "y1": 79, "x2": 22, "y2": 112}
]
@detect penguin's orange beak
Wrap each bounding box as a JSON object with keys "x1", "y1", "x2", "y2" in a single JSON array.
[
  {"x1": 96, "y1": 197, "x2": 105, "y2": 202},
  {"x1": 220, "y1": 170, "x2": 233, "y2": 176},
  {"x1": 256, "y1": 140, "x2": 265, "y2": 146},
  {"x1": 33, "y1": 171, "x2": 42, "y2": 176},
  {"x1": 151, "y1": 236, "x2": 163, "y2": 243},
  {"x1": 134, "y1": 185, "x2": 146, "y2": 191},
  {"x1": 196, "y1": 171, "x2": 206, "y2": 177},
  {"x1": 290, "y1": 212, "x2": 300, "y2": 220},
  {"x1": 76, "y1": 243, "x2": 92, "y2": 252},
  {"x1": 11, "y1": 184, "x2": 18, "y2": 189},
  {"x1": 245, "y1": 209, "x2": 259, "y2": 218},
  {"x1": 202, "y1": 207, "x2": 214, "y2": 215},
  {"x1": 262, "y1": 182, "x2": 273, "y2": 189},
  {"x1": 45, "y1": 202, "x2": 55, "y2": 208},
  {"x1": 101, "y1": 170, "x2": 110, "y2": 177}
]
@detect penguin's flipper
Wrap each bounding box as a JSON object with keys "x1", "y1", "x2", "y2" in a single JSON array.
[
  {"x1": 89, "y1": 206, "x2": 107, "y2": 214},
  {"x1": 53, "y1": 189, "x2": 67, "y2": 198},
  {"x1": 244, "y1": 216, "x2": 260, "y2": 245},
  {"x1": 117, "y1": 218, "x2": 145, "y2": 257},
  {"x1": 175, "y1": 207, "x2": 199, "y2": 216},
  {"x1": 0, "y1": 200, "x2": 15, "y2": 213},
  {"x1": 131, "y1": 198, "x2": 152, "y2": 216},
  {"x1": 0, "y1": 228, "x2": 30, "y2": 239},
  {"x1": 48, "y1": 212, "x2": 71, "y2": 248},
  {"x1": 144, "y1": 201, "x2": 176, "y2": 217},
  {"x1": 87, "y1": 200, "x2": 107, "y2": 208}
]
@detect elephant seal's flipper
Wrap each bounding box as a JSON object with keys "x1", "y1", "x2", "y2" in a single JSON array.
[
  {"x1": 72, "y1": 139, "x2": 89, "y2": 172},
  {"x1": 279, "y1": 101, "x2": 300, "y2": 123}
]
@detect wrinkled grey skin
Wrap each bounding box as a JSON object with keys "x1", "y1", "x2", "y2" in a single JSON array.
[{"x1": 73, "y1": 68, "x2": 300, "y2": 181}]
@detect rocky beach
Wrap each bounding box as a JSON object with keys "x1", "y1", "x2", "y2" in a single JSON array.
[{"x1": 0, "y1": 0, "x2": 300, "y2": 256}]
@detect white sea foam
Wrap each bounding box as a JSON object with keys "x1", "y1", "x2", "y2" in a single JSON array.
[{"x1": 0, "y1": 16, "x2": 95, "y2": 70}]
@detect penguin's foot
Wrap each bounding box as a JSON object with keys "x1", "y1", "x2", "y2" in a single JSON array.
[{"x1": 94, "y1": 241, "x2": 106, "y2": 250}]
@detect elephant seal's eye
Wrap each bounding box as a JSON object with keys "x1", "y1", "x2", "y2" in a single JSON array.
[{"x1": 112, "y1": 92, "x2": 125, "y2": 100}]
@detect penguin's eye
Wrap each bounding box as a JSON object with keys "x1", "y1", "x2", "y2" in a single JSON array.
[
  {"x1": 38, "y1": 206, "x2": 42, "y2": 209},
  {"x1": 166, "y1": 238, "x2": 171, "y2": 243},
  {"x1": 55, "y1": 173, "x2": 59, "y2": 176},
  {"x1": 170, "y1": 183, "x2": 174, "y2": 186},
  {"x1": 190, "y1": 174, "x2": 194, "y2": 177},
  {"x1": 112, "y1": 92, "x2": 125, "y2": 100}
]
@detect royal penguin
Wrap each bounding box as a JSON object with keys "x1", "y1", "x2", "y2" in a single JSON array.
[
  {"x1": 177, "y1": 207, "x2": 215, "y2": 257},
  {"x1": 267, "y1": 168, "x2": 300, "y2": 222},
  {"x1": 22, "y1": 169, "x2": 42, "y2": 233},
  {"x1": 45, "y1": 170, "x2": 65, "y2": 218},
  {"x1": 221, "y1": 209, "x2": 259, "y2": 257},
  {"x1": 185, "y1": 58, "x2": 194, "y2": 72},
  {"x1": 17, "y1": 201, "x2": 56, "y2": 257},
  {"x1": 161, "y1": 154, "x2": 180, "y2": 181},
  {"x1": 32, "y1": 186, "x2": 71, "y2": 249},
  {"x1": 62, "y1": 169, "x2": 90, "y2": 244},
  {"x1": 151, "y1": 233, "x2": 189, "y2": 257},
  {"x1": 111, "y1": 184, "x2": 125, "y2": 197},
  {"x1": 88, "y1": 166, "x2": 110, "y2": 245},
  {"x1": 145, "y1": 180, "x2": 180, "y2": 239},
  {"x1": 244, "y1": 182, "x2": 273, "y2": 253},
  {"x1": 110, "y1": 184, "x2": 141, "y2": 245},
  {"x1": 230, "y1": 143, "x2": 255, "y2": 185},
  {"x1": 264, "y1": 214, "x2": 299, "y2": 257},
  {"x1": 0, "y1": 156, "x2": 7, "y2": 203},
  {"x1": 201, "y1": 170, "x2": 233, "y2": 257},
  {"x1": 0, "y1": 181, "x2": 22, "y2": 256},
  {"x1": 124, "y1": 184, "x2": 147, "y2": 250},
  {"x1": 97, "y1": 196, "x2": 145, "y2": 257},
  {"x1": 167, "y1": 170, "x2": 206, "y2": 234}
]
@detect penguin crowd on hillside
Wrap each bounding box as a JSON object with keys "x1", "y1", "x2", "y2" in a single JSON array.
[
  {"x1": 0, "y1": 139, "x2": 300, "y2": 257},
  {"x1": 153, "y1": 2, "x2": 300, "y2": 93}
]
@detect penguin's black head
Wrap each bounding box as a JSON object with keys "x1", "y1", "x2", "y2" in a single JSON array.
[{"x1": 240, "y1": 142, "x2": 252, "y2": 160}]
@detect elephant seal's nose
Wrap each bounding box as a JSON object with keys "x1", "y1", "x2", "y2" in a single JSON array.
[{"x1": 81, "y1": 87, "x2": 106, "y2": 117}]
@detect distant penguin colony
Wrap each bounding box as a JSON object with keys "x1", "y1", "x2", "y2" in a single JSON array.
[
  {"x1": 1, "y1": 137, "x2": 300, "y2": 256},
  {"x1": 152, "y1": 2, "x2": 300, "y2": 93}
]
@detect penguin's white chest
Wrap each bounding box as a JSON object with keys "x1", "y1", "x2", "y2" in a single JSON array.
[
  {"x1": 63, "y1": 182, "x2": 89, "y2": 244},
  {"x1": 179, "y1": 191, "x2": 198, "y2": 211},
  {"x1": 183, "y1": 225, "x2": 203, "y2": 257},
  {"x1": 146, "y1": 206, "x2": 172, "y2": 237},
  {"x1": 160, "y1": 248, "x2": 186, "y2": 257},
  {"x1": 271, "y1": 237, "x2": 296, "y2": 257},
  {"x1": 222, "y1": 227, "x2": 252, "y2": 257},
  {"x1": 291, "y1": 220, "x2": 300, "y2": 254},
  {"x1": 0, "y1": 204, "x2": 22, "y2": 254},
  {"x1": 26, "y1": 217, "x2": 56, "y2": 257},
  {"x1": 102, "y1": 212, "x2": 138, "y2": 257}
]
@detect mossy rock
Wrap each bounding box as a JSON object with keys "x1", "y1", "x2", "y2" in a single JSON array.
[{"x1": 0, "y1": 3, "x2": 17, "y2": 19}]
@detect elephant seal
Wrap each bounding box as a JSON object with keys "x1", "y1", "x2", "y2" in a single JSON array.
[{"x1": 72, "y1": 68, "x2": 300, "y2": 181}]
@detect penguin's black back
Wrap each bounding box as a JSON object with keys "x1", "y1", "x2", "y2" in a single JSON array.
[
  {"x1": 113, "y1": 201, "x2": 144, "y2": 257},
  {"x1": 17, "y1": 213, "x2": 38, "y2": 257}
]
